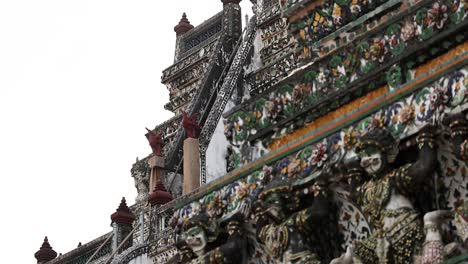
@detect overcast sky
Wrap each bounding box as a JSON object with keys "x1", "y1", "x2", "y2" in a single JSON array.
[{"x1": 0, "y1": 1, "x2": 251, "y2": 262}]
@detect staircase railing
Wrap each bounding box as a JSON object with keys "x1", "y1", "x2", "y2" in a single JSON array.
[
  {"x1": 102, "y1": 223, "x2": 140, "y2": 264},
  {"x1": 166, "y1": 19, "x2": 254, "y2": 193},
  {"x1": 84, "y1": 233, "x2": 113, "y2": 264},
  {"x1": 199, "y1": 16, "x2": 258, "y2": 183}
]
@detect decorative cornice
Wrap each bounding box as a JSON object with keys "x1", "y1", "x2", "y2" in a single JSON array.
[
  {"x1": 173, "y1": 48, "x2": 468, "y2": 208},
  {"x1": 46, "y1": 233, "x2": 112, "y2": 264},
  {"x1": 228, "y1": 0, "x2": 467, "y2": 139}
]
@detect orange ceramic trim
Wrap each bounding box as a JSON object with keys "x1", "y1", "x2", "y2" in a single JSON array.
[
  {"x1": 270, "y1": 41, "x2": 468, "y2": 150},
  {"x1": 269, "y1": 86, "x2": 389, "y2": 150}
]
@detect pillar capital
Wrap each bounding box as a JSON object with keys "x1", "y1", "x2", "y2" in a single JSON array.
[
  {"x1": 148, "y1": 155, "x2": 165, "y2": 169},
  {"x1": 183, "y1": 137, "x2": 200, "y2": 194}
]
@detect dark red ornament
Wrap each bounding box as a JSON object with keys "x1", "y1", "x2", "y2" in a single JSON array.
[
  {"x1": 182, "y1": 111, "x2": 201, "y2": 139},
  {"x1": 110, "y1": 197, "x2": 135, "y2": 225},
  {"x1": 146, "y1": 128, "x2": 164, "y2": 156},
  {"x1": 35, "y1": 236, "x2": 57, "y2": 262},
  {"x1": 174, "y1": 13, "x2": 194, "y2": 35},
  {"x1": 148, "y1": 181, "x2": 173, "y2": 206}
]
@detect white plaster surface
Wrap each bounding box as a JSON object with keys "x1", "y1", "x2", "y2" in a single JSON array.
[
  {"x1": 206, "y1": 114, "x2": 229, "y2": 183},
  {"x1": 244, "y1": 31, "x2": 264, "y2": 74},
  {"x1": 206, "y1": 100, "x2": 236, "y2": 183}
]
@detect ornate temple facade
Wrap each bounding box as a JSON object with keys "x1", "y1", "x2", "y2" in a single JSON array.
[{"x1": 35, "y1": 0, "x2": 468, "y2": 263}]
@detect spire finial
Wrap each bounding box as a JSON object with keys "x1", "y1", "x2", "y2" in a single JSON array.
[
  {"x1": 35, "y1": 236, "x2": 58, "y2": 262},
  {"x1": 174, "y1": 12, "x2": 194, "y2": 35},
  {"x1": 111, "y1": 197, "x2": 135, "y2": 225},
  {"x1": 148, "y1": 180, "x2": 173, "y2": 206}
]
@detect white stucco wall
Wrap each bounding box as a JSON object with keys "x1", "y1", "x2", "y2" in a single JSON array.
[
  {"x1": 244, "y1": 30, "x2": 263, "y2": 74},
  {"x1": 205, "y1": 99, "x2": 237, "y2": 183},
  {"x1": 205, "y1": 112, "x2": 229, "y2": 183}
]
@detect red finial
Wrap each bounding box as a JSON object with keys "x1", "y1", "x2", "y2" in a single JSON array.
[
  {"x1": 148, "y1": 181, "x2": 173, "y2": 206},
  {"x1": 146, "y1": 128, "x2": 164, "y2": 156},
  {"x1": 174, "y1": 12, "x2": 194, "y2": 35},
  {"x1": 111, "y1": 197, "x2": 135, "y2": 225},
  {"x1": 35, "y1": 236, "x2": 58, "y2": 262},
  {"x1": 182, "y1": 111, "x2": 201, "y2": 139}
]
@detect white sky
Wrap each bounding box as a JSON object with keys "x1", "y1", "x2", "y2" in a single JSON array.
[{"x1": 0, "y1": 1, "x2": 251, "y2": 262}]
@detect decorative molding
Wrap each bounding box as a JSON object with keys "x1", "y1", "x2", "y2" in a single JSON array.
[{"x1": 230, "y1": 0, "x2": 467, "y2": 149}]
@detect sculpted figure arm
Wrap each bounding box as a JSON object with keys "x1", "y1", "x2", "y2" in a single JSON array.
[
  {"x1": 207, "y1": 214, "x2": 247, "y2": 264},
  {"x1": 291, "y1": 169, "x2": 336, "y2": 232},
  {"x1": 343, "y1": 156, "x2": 365, "y2": 203},
  {"x1": 405, "y1": 124, "x2": 438, "y2": 186},
  {"x1": 296, "y1": 190, "x2": 333, "y2": 233},
  {"x1": 446, "y1": 113, "x2": 468, "y2": 161}
]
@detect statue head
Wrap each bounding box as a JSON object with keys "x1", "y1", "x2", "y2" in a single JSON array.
[
  {"x1": 182, "y1": 212, "x2": 218, "y2": 256},
  {"x1": 355, "y1": 128, "x2": 398, "y2": 177}
]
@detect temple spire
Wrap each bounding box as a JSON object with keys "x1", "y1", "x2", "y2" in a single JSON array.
[
  {"x1": 110, "y1": 197, "x2": 135, "y2": 225},
  {"x1": 34, "y1": 236, "x2": 58, "y2": 264},
  {"x1": 174, "y1": 12, "x2": 194, "y2": 35},
  {"x1": 148, "y1": 180, "x2": 173, "y2": 205}
]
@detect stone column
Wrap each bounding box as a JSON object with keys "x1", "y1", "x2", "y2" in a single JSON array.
[
  {"x1": 183, "y1": 137, "x2": 200, "y2": 194},
  {"x1": 148, "y1": 155, "x2": 165, "y2": 192},
  {"x1": 181, "y1": 111, "x2": 201, "y2": 194}
]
